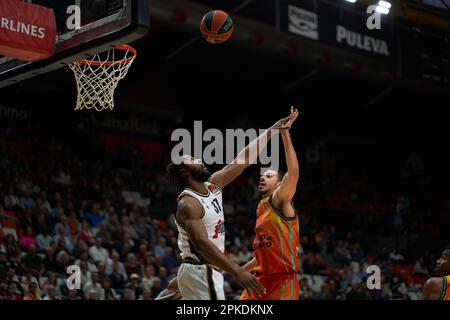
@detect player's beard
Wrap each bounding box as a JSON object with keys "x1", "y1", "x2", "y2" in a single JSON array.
[
  {"x1": 190, "y1": 168, "x2": 211, "y2": 182},
  {"x1": 258, "y1": 189, "x2": 270, "y2": 199}
]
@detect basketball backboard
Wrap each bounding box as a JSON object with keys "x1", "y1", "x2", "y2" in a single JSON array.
[{"x1": 0, "y1": 0, "x2": 149, "y2": 88}]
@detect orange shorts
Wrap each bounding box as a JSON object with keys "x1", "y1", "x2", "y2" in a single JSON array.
[{"x1": 240, "y1": 273, "x2": 299, "y2": 300}]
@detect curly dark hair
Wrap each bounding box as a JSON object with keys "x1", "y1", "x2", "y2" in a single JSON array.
[{"x1": 166, "y1": 160, "x2": 186, "y2": 189}]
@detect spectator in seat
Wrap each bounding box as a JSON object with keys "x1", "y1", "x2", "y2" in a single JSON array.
[
  {"x1": 141, "y1": 265, "x2": 158, "y2": 292},
  {"x1": 135, "y1": 243, "x2": 149, "y2": 263},
  {"x1": 83, "y1": 272, "x2": 104, "y2": 300},
  {"x1": 80, "y1": 220, "x2": 95, "y2": 244},
  {"x1": 20, "y1": 190, "x2": 36, "y2": 211},
  {"x1": 72, "y1": 240, "x2": 89, "y2": 260},
  {"x1": 87, "y1": 289, "x2": 98, "y2": 300},
  {"x1": 38, "y1": 192, "x2": 52, "y2": 214},
  {"x1": 67, "y1": 288, "x2": 81, "y2": 300},
  {"x1": 103, "y1": 277, "x2": 118, "y2": 300},
  {"x1": 227, "y1": 246, "x2": 241, "y2": 265},
  {"x1": 19, "y1": 226, "x2": 37, "y2": 250},
  {"x1": 109, "y1": 261, "x2": 126, "y2": 289},
  {"x1": 33, "y1": 213, "x2": 48, "y2": 237},
  {"x1": 43, "y1": 285, "x2": 60, "y2": 300},
  {"x1": 96, "y1": 223, "x2": 112, "y2": 246},
  {"x1": 161, "y1": 247, "x2": 178, "y2": 274},
  {"x1": 3, "y1": 187, "x2": 21, "y2": 210},
  {"x1": 154, "y1": 237, "x2": 167, "y2": 258},
  {"x1": 334, "y1": 240, "x2": 351, "y2": 265},
  {"x1": 79, "y1": 261, "x2": 91, "y2": 287},
  {"x1": 89, "y1": 238, "x2": 109, "y2": 264},
  {"x1": 134, "y1": 216, "x2": 156, "y2": 244},
  {"x1": 121, "y1": 216, "x2": 138, "y2": 240},
  {"x1": 351, "y1": 243, "x2": 365, "y2": 261},
  {"x1": 66, "y1": 211, "x2": 80, "y2": 234},
  {"x1": 23, "y1": 280, "x2": 41, "y2": 300},
  {"x1": 122, "y1": 288, "x2": 135, "y2": 300},
  {"x1": 108, "y1": 214, "x2": 123, "y2": 242},
  {"x1": 413, "y1": 258, "x2": 429, "y2": 277},
  {"x1": 97, "y1": 261, "x2": 107, "y2": 283},
  {"x1": 346, "y1": 282, "x2": 364, "y2": 300},
  {"x1": 56, "y1": 250, "x2": 71, "y2": 273},
  {"x1": 139, "y1": 288, "x2": 152, "y2": 300},
  {"x1": 20, "y1": 244, "x2": 43, "y2": 275},
  {"x1": 4, "y1": 283, "x2": 22, "y2": 300},
  {"x1": 2, "y1": 234, "x2": 21, "y2": 263},
  {"x1": 75, "y1": 251, "x2": 96, "y2": 272},
  {"x1": 158, "y1": 266, "x2": 169, "y2": 289},
  {"x1": 4, "y1": 267, "x2": 24, "y2": 296},
  {"x1": 150, "y1": 278, "x2": 162, "y2": 299},
  {"x1": 20, "y1": 270, "x2": 40, "y2": 296},
  {"x1": 389, "y1": 250, "x2": 404, "y2": 264},
  {"x1": 237, "y1": 245, "x2": 252, "y2": 265},
  {"x1": 53, "y1": 215, "x2": 71, "y2": 238},
  {"x1": 115, "y1": 232, "x2": 135, "y2": 256},
  {"x1": 125, "y1": 273, "x2": 142, "y2": 299},
  {"x1": 124, "y1": 253, "x2": 140, "y2": 275},
  {"x1": 106, "y1": 251, "x2": 127, "y2": 280},
  {"x1": 53, "y1": 226, "x2": 74, "y2": 253},
  {"x1": 84, "y1": 203, "x2": 105, "y2": 229},
  {"x1": 36, "y1": 227, "x2": 53, "y2": 252},
  {"x1": 42, "y1": 271, "x2": 62, "y2": 297}
]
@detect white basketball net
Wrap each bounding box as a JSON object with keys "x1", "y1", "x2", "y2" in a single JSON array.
[{"x1": 69, "y1": 45, "x2": 137, "y2": 111}]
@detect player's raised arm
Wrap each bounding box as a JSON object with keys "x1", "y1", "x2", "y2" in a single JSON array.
[
  {"x1": 177, "y1": 196, "x2": 266, "y2": 297},
  {"x1": 273, "y1": 107, "x2": 300, "y2": 206},
  {"x1": 210, "y1": 114, "x2": 292, "y2": 188}
]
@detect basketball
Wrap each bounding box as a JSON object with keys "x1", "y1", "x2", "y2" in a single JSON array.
[{"x1": 200, "y1": 10, "x2": 234, "y2": 44}]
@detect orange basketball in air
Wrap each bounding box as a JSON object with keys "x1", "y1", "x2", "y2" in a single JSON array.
[{"x1": 200, "y1": 10, "x2": 234, "y2": 44}]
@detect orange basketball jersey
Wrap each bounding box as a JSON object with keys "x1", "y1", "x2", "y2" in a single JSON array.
[
  {"x1": 440, "y1": 275, "x2": 450, "y2": 300},
  {"x1": 240, "y1": 195, "x2": 300, "y2": 300},
  {"x1": 252, "y1": 195, "x2": 300, "y2": 276}
]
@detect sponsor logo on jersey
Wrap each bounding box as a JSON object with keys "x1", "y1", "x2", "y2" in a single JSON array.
[
  {"x1": 252, "y1": 235, "x2": 272, "y2": 250},
  {"x1": 207, "y1": 183, "x2": 221, "y2": 195}
]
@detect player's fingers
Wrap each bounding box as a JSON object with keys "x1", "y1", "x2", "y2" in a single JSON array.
[
  {"x1": 281, "y1": 115, "x2": 291, "y2": 123},
  {"x1": 248, "y1": 285, "x2": 263, "y2": 298},
  {"x1": 251, "y1": 279, "x2": 267, "y2": 296}
]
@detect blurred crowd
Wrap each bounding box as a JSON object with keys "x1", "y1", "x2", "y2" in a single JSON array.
[{"x1": 0, "y1": 132, "x2": 449, "y2": 300}]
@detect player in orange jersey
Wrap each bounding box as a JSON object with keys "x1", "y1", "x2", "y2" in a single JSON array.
[
  {"x1": 240, "y1": 106, "x2": 300, "y2": 300},
  {"x1": 422, "y1": 247, "x2": 450, "y2": 300}
]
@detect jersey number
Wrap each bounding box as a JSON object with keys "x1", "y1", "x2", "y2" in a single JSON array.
[{"x1": 211, "y1": 198, "x2": 222, "y2": 213}]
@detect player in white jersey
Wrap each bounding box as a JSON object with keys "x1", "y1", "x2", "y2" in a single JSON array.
[{"x1": 166, "y1": 113, "x2": 293, "y2": 300}]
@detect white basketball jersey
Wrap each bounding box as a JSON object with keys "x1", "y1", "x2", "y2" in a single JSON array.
[{"x1": 175, "y1": 182, "x2": 225, "y2": 265}]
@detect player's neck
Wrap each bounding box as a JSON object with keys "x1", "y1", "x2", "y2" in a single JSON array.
[
  {"x1": 186, "y1": 180, "x2": 209, "y2": 195},
  {"x1": 259, "y1": 190, "x2": 273, "y2": 199}
]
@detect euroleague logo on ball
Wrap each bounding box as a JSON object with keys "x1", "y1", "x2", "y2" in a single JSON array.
[{"x1": 200, "y1": 10, "x2": 234, "y2": 44}]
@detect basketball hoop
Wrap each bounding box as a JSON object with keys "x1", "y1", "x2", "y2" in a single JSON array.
[{"x1": 69, "y1": 45, "x2": 137, "y2": 111}]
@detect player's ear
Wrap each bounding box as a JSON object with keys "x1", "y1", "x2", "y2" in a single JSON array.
[{"x1": 179, "y1": 167, "x2": 190, "y2": 180}]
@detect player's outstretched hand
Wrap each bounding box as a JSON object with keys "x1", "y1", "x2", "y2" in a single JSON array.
[
  {"x1": 271, "y1": 106, "x2": 299, "y2": 131},
  {"x1": 271, "y1": 115, "x2": 291, "y2": 130},
  {"x1": 234, "y1": 269, "x2": 267, "y2": 298},
  {"x1": 282, "y1": 106, "x2": 299, "y2": 130}
]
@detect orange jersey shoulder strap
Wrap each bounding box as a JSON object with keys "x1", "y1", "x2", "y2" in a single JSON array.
[{"x1": 440, "y1": 275, "x2": 450, "y2": 300}]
